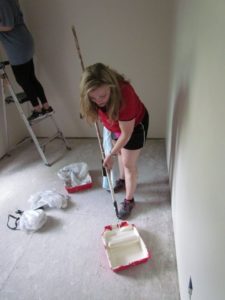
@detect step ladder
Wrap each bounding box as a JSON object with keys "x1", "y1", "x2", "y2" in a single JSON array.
[{"x1": 0, "y1": 60, "x2": 71, "y2": 166}]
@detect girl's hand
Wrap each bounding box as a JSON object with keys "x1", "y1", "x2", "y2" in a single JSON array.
[{"x1": 103, "y1": 154, "x2": 114, "y2": 170}]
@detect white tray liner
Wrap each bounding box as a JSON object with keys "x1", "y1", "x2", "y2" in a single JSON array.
[{"x1": 102, "y1": 224, "x2": 149, "y2": 269}]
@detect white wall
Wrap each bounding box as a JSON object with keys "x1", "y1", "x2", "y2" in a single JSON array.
[
  {"x1": 1, "y1": 0, "x2": 174, "y2": 156},
  {"x1": 166, "y1": 0, "x2": 225, "y2": 299},
  {"x1": 17, "y1": 0, "x2": 173, "y2": 138}
]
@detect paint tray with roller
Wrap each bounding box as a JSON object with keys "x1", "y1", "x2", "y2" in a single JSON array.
[{"x1": 102, "y1": 221, "x2": 151, "y2": 272}]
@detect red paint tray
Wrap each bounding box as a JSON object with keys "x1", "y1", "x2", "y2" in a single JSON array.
[
  {"x1": 102, "y1": 221, "x2": 151, "y2": 272},
  {"x1": 65, "y1": 174, "x2": 92, "y2": 193}
]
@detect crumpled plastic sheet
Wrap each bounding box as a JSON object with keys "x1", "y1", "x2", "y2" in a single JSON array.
[
  {"x1": 57, "y1": 162, "x2": 91, "y2": 187},
  {"x1": 19, "y1": 209, "x2": 47, "y2": 232},
  {"x1": 28, "y1": 190, "x2": 69, "y2": 210}
]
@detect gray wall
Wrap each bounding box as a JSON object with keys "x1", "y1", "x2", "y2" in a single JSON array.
[{"x1": 166, "y1": 0, "x2": 225, "y2": 299}]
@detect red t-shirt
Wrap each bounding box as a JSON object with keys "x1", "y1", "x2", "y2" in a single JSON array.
[{"x1": 98, "y1": 82, "x2": 146, "y2": 133}]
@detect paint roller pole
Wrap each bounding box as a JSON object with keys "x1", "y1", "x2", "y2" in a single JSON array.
[
  {"x1": 71, "y1": 25, "x2": 119, "y2": 218},
  {"x1": 95, "y1": 122, "x2": 119, "y2": 218},
  {"x1": 72, "y1": 25, "x2": 86, "y2": 120},
  {"x1": 71, "y1": 25, "x2": 85, "y2": 72}
]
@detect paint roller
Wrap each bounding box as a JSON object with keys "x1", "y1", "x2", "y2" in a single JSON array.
[{"x1": 107, "y1": 231, "x2": 139, "y2": 248}]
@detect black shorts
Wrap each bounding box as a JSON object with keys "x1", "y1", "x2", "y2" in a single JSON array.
[{"x1": 112, "y1": 109, "x2": 149, "y2": 150}]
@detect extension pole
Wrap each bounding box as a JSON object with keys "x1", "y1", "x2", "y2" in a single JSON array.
[
  {"x1": 71, "y1": 26, "x2": 85, "y2": 72},
  {"x1": 71, "y1": 25, "x2": 119, "y2": 218}
]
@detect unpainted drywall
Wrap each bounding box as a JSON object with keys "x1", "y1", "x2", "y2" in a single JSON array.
[
  {"x1": 167, "y1": 0, "x2": 225, "y2": 299},
  {"x1": 18, "y1": 0, "x2": 173, "y2": 138}
]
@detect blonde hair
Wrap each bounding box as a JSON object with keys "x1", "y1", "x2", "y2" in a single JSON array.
[{"x1": 80, "y1": 63, "x2": 127, "y2": 123}]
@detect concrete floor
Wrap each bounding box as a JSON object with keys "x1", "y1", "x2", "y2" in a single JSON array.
[{"x1": 0, "y1": 138, "x2": 180, "y2": 300}]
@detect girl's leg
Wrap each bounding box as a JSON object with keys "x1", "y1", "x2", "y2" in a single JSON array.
[
  {"x1": 12, "y1": 60, "x2": 52, "y2": 120},
  {"x1": 29, "y1": 59, "x2": 49, "y2": 106},
  {"x1": 121, "y1": 148, "x2": 141, "y2": 200},
  {"x1": 12, "y1": 60, "x2": 41, "y2": 109},
  {"x1": 117, "y1": 110, "x2": 149, "y2": 219},
  {"x1": 112, "y1": 141, "x2": 125, "y2": 192},
  {"x1": 117, "y1": 153, "x2": 125, "y2": 180},
  {"x1": 111, "y1": 140, "x2": 125, "y2": 180}
]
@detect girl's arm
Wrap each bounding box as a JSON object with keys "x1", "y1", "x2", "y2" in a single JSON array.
[
  {"x1": 111, "y1": 119, "x2": 135, "y2": 155},
  {"x1": 103, "y1": 118, "x2": 135, "y2": 169}
]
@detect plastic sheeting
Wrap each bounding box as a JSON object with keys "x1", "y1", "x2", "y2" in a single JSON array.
[
  {"x1": 28, "y1": 190, "x2": 69, "y2": 210},
  {"x1": 57, "y1": 162, "x2": 91, "y2": 188}
]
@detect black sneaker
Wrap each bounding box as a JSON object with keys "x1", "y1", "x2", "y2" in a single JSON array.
[
  {"x1": 114, "y1": 179, "x2": 125, "y2": 193},
  {"x1": 118, "y1": 198, "x2": 135, "y2": 220},
  {"x1": 42, "y1": 106, "x2": 53, "y2": 115},
  {"x1": 28, "y1": 110, "x2": 43, "y2": 121}
]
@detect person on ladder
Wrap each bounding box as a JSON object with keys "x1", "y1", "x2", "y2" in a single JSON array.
[
  {"x1": 0, "y1": 0, "x2": 53, "y2": 121},
  {"x1": 80, "y1": 63, "x2": 149, "y2": 220}
]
